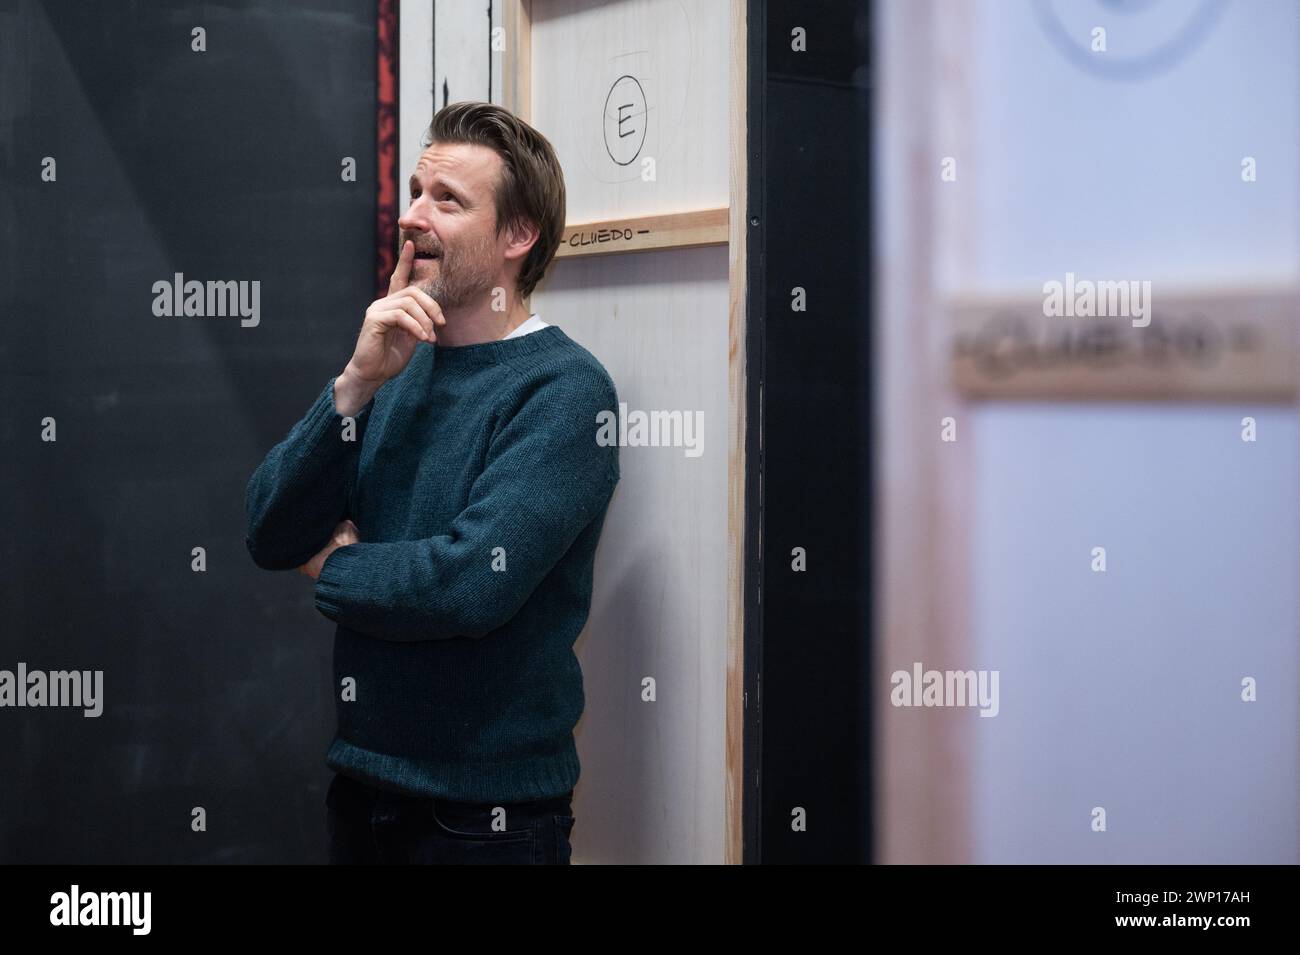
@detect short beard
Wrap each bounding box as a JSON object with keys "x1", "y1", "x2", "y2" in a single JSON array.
[{"x1": 414, "y1": 229, "x2": 500, "y2": 310}]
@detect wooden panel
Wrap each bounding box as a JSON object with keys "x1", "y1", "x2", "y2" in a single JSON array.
[
  {"x1": 538, "y1": 246, "x2": 733, "y2": 864},
  {"x1": 529, "y1": 0, "x2": 731, "y2": 222},
  {"x1": 500, "y1": 0, "x2": 532, "y2": 118},
  {"x1": 439, "y1": 0, "x2": 486, "y2": 102},
  {"x1": 398, "y1": 1, "x2": 434, "y2": 191}
]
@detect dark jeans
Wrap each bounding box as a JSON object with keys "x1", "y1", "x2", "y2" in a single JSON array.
[{"x1": 325, "y1": 771, "x2": 576, "y2": 865}]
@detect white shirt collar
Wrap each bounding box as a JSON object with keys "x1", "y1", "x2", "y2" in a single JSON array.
[{"x1": 501, "y1": 313, "x2": 550, "y2": 341}]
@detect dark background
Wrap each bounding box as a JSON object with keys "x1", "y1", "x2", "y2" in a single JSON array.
[
  {"x1": 0, "y1": 0, "x2": 376, "y2": 862},
  {"x1": 748, "y1": 0, "x2": 872, "y2": 863}
]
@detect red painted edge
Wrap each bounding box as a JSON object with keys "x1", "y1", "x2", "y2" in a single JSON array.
[{"x1": 376, "y1": 0, "x2": 398, "y2": 297}]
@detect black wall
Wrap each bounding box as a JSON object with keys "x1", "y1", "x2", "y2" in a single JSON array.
[
  {"x1": 747, "y1": 0, "x2": 873, "y2": 864},
  {"x1": 0, "y1": 0, "x2": 376, "y2": 862}
]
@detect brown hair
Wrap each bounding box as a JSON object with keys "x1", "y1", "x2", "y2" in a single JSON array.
[{"x1": 421, "y1": 102, "x2": 566, "y2": 300}]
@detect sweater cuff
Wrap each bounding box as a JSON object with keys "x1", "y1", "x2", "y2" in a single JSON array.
[
  {"x1": 314, "y1": 543, "x2": 362, "y2": 623},
  {"x1": 286, "y1": 378, "x2": 375, "y2": 468},
  {"x1": 326, "y1": 376, "x2": 376, "y2": 424}
]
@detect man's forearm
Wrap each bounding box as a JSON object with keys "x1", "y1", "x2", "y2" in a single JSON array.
[
  {"x1": 245, "y1": 375, "x2": 374, "y2": 571},
  {"x1": 334, "y1": 366, "x2": 381, "y2": 417}
]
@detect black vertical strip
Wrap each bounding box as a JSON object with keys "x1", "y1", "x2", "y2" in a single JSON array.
[
  {"x1": 742, "y1": 0, "x2": 768, "y2": 866},
  {"x1": 756, "y1": 0, "x2": 872, "y2": 863},
  {"x1": 860, "y1": 0, "x2": 874, "y2": 867}
]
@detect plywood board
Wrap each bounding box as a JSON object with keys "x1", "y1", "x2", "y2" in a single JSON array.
[{"x1": 538, "y1": 245, "x2": 733, "y2": 863}]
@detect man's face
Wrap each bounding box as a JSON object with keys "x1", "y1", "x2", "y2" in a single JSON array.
[{"x1": 398, "y1": 141, "x2": 506, "y2": 309}]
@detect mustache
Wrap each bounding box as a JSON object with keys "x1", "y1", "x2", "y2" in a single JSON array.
[{"x1": 400, "y1": 234, "x2": 443, "y2": 257}]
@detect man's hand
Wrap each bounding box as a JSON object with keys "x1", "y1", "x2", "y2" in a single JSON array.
[
  {"x1": 334, "y1": 240, "x2": 447, "y2": 416},
  {"x1": 298, "y1": 519, "x2": 360, "y2": 580}
]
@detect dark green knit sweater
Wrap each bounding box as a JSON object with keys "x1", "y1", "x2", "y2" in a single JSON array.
[{"x1": 244, "y1": 325, "x2": 620, "y2": 802}]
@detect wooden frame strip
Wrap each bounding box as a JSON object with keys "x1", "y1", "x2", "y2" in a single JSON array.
[{"x1": 555, "y1": 207, "x2": 730, "y2": 259}]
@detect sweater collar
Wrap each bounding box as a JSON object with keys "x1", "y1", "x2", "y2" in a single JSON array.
[{"x1": 428, "y1": 324, "x2": 564, "y2": 366}]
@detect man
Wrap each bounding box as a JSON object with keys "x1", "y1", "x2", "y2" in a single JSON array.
[{"x1": 244, "y1": 101, "x2": 619, "y2": 865}]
